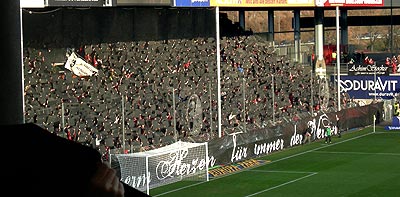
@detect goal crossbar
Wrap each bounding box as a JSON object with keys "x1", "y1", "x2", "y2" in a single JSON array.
[{"x1": 112, "y1": 140, "x2": 209, "y2": 195}]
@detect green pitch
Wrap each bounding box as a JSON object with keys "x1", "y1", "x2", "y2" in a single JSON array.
[{"x1": 151, "y1": 126, "x2": 400, "y2": 197}]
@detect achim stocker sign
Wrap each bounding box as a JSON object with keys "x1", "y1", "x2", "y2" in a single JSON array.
[{"x1": 348, "y1": 64, "x2": 389, "y2": 76}]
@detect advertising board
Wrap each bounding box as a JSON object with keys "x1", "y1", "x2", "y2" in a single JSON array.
[
  {"x1": 174, "y1": 0, "x2": 210, "y2": 7},
  {"x1": 210, "y1": 0, "x2": 315, "y2": 7},
  {"x1": 338, "y1": 75, "x2": 400, "y2": 99}
]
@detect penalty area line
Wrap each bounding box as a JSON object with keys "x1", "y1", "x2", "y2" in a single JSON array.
[
  {"x1": 374, "y1": 131, "x2": 400, "y2": 134},
  {"x1": 244, "y1": 172, "x2": 318, "y2": 197},
  {"x1": 248, "y1": 169, "x2": 317, "y2": 174},
  {"x1": 312, "y1": 150, "x2": 400, "y2": 156}
]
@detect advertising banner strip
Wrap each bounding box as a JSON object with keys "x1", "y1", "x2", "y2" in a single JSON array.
[
  {"x1": 210, "y1": 0, "x2": 315, "y2": 7},
  {"x1": 47, "y1": 0, "x2": 105, "y2": 7},
  {"x1": 208, "y1": 159, "x2": 268, "y2": 178},
  {"x1": 316, "y1": 0, "x2": 384, "y2": 7},
  {"x1": 338, "y1": 75, "x2": 400, "y2": 99},
  {"x1": 385, "y1": 126, "x2": 400, "y2": 130},
  {"x1": 174, "y1": 0, "x2": 210, "y2": 7},
  {"x1": 116, "y1": 0, "x2": 171, "y2": 6}
]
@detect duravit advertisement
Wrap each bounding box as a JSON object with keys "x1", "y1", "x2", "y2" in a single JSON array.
[{"x1": 335, "y1": 75, "x2": 400, "y2": 99}]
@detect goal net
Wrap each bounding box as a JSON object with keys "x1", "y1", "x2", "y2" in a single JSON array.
[{"x1": 111, "y1": 141, "x2": 209, "y2": 195}]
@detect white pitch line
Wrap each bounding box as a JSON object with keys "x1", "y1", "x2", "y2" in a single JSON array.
[
  {"x1": 249, "y1": 169, "x2": 317, "y2": 174},
  {"x1": 312, "y1": 150, "x2": 400, "y2": 156},
  {"x1": 153, "y1": 131, "x2": 374, "y2": 196},
  {"x1": 244, "y1": 172, "x2": 318, "y2": 197},
  {"x1": 374, "y1": 131, "x2": 400, "y2": 134},
  {"x1": 267, "y1": 131, "x2": 374, "y2": 165}
]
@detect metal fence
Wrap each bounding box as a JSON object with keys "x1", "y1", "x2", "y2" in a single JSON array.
[
  {"x1": 22, "y1": 36, "x2": 360, "y2": 158},
  {"x1": 24, "y1": 69, "x2": 344, "y2": 154}
]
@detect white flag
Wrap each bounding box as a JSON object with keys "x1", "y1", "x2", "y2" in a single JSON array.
[{"x1": 65, "y1": 52, "x2": 98, "y2": 77}]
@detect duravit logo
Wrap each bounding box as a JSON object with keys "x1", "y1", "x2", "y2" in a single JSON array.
[
  {"x1": 339, "y1": 77, "x2": 398, "y2": 92},
  {"x1": 335, "y1": 76, "x2": 400, "y2": 99}
]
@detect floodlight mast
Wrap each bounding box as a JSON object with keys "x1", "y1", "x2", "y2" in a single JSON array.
[
  {"x1": 216, "y1": 6, "x2": 222, "y2": 138},
  {"x1": 336, "y1": 6, "x2": 341, "y2": 112}
]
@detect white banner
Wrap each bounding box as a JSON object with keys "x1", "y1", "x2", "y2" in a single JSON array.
[
  {"x1": 20, "y1": 0, "x2": 46, "y2": 8},
  {"x1": 65, "y1": 52, "x2": 98, "y2": 77}
]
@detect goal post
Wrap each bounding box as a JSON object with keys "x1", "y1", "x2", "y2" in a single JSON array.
[{"x1": 111, "y1": 141, "x2": 209, "y2": 195}]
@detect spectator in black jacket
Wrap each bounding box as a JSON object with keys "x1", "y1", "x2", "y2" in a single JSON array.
[{"x1": 2, "y1": 123, "x2": 149, "y2": 197}]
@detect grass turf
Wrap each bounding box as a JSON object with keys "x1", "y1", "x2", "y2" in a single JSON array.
[{"x1": 150, "y1": 126, "x2": 400, "y2": 197}]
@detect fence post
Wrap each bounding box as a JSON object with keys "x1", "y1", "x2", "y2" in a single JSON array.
[
  {"x1": 272, "y1": 74, "x2": 275, "y2": 123},
  {"x1": 172, "y1": 87, "x2": 177, "y2": 142},
  {"x1": 373, "y1": 114, "x2": 376, "y2": 133},
  {"x1": 122, "y1": 95, "x2": 126, "y2": 152}
]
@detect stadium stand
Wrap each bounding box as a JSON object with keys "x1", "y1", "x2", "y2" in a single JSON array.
[
  {"x1": 8, "y1": 5, "x2": 396, "y2": 196},
  {"x1": 23, "y1": 34, "x2": 356, "y2": 160}
]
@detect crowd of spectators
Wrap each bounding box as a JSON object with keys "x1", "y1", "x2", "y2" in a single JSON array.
[{"x1": 23, "y1": 35, "x2": 351, "y2": 158}]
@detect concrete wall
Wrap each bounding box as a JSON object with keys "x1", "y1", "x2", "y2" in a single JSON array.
[{"x1": 22, "y1": 7, "x2": 216, "y2": 48}]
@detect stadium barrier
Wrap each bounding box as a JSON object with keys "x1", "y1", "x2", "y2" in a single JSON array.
[
  {"x1": 110, "y1": 101, "x2": 382, "y2": 179},
  {"x1": 203, "y1": 101, "x2": 383, "y2": 166}
]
